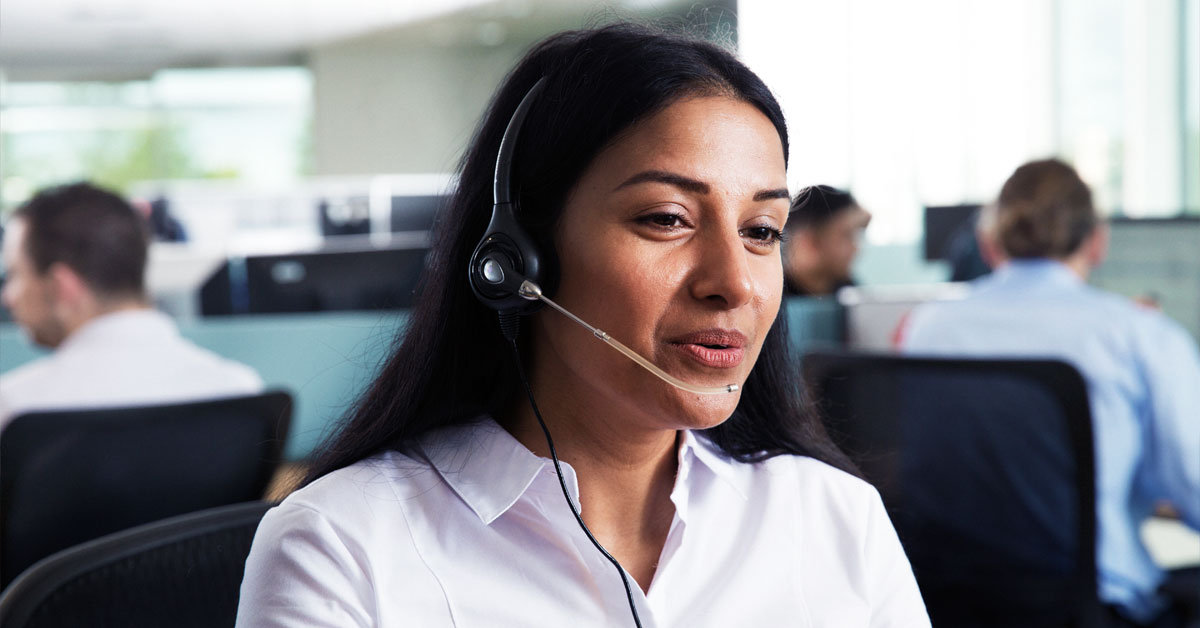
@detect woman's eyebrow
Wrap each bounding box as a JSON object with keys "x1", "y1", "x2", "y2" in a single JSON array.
[
  {"x1": 615, "y1": 170, "x2": 709, "y2": 194},
  {"x1": 754, "y1": 188, "x2": 790, "y2": 202},
  {"x1": 615, "y1": 170, "x2": 790, "y2": 203}
]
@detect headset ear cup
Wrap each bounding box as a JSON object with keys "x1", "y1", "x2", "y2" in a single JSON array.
[
  {"x1": 469, "y1": 77, "x2": 548, "y2": 315},
  {"x1": 468, "y1": 202, "x2": 542, "y2": 313},
  {"x1": 534, "y1": 232, "x2": 560, "y2": 301}
]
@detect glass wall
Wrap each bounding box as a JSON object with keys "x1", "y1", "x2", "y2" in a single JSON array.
[
  {"x1": 739, "y1": 0, "x2": 1198, "y2": 249},
  {"x1": 1186, "y1": 0, "x2": 1199, "y2": 211},
  {"x1": 0, "y1": 67, "x2": 312, "y2": 213}
]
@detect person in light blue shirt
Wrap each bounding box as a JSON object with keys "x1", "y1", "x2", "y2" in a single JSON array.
[{"x1": 900, "y1": 159, "x2": 1200, "y2": 627}]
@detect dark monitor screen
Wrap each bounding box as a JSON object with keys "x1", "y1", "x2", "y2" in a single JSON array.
[
  {"x1": 199, "y1": 263, "x2": 234, "y2": 316},
  {"x1": 391, "y1": 195, "x2": 444, "y2": 232},
  {"x1": 319, "y1": 196, "x2": 371, "y2": 237},
  {"x1": 923, "y1": 204, "x2": 982, "y2": 261},
  {"x1": 0, "y1": 277, "x2": 10, "y2": 323},
  {"x1": 200, "y1": 245, "x2": 430, "y2": 316},
  {"x1": 244, "y1": 247, "x2": 430, "y2": 314}
]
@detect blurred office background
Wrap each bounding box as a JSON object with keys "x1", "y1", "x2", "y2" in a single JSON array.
[{"x1": 1, "y1": 0, "x2": 1197, "y2": 462}]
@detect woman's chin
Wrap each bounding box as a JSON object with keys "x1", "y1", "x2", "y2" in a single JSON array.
[
  {"x1": 653, "y1": 386, "x2": 743, "y2": 432},
  {"x1": 586, "y1": 359, "x2": 745, "y2": 433}
]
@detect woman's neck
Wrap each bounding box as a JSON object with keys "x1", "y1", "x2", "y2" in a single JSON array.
[{"x1": 501, "y1": 369, "x2": 681, "y2": 592}]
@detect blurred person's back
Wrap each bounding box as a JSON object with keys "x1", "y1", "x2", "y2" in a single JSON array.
[
  {"x1": 899, "y1": 159, "x2": 1200, "y2": 627},
  {"x1": 0, "y1": 182, "x2": 262, "y2": 429}
]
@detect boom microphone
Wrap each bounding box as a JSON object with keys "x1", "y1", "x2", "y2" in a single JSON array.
[{"x1": 515, "y1": 278, "x2": 739, "y2": 396}]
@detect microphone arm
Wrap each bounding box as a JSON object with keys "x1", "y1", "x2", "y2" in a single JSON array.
[{"x1": 517, "y1": 280, "x2": 739, "y2": 395}]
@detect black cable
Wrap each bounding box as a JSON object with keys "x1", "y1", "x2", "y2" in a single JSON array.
[{"x1": 505, "y1": 336, "x2": 645, "y2": 628}]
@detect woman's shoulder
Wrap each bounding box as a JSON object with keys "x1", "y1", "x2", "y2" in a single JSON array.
[
  {"x1": 703, "y1": 448, "x2": 908, "y2": 575},
  {"x1": 759, "y1": 453, "x2": 880, "y2": 505},
  {"x1": 266, "y1": 449, "x2": 440, "y2": 539},
  {"x1": 741, "y1": 452, "x2": 885, "y2": 532},
  {"x1": 240, "y1": 450, "x2": 454, "y2": 626},
  {"x1": 692, "y1": 436, "x2": 881, "y2": 515}
]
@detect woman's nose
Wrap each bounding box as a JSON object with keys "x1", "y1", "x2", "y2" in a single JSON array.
[{"x1": 688, "y1": 226, "x2": 755, "y2": 309}]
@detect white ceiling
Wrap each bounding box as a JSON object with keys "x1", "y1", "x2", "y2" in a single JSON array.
[{"x1": 0, "y1": 0, "x2": 664, "y2": 81}]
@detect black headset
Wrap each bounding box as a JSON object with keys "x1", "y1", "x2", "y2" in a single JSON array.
[
  {"x1": 467, "y1": 77, "x2": 548, "y2": 315},
  {"x1": 464, "y1": 77, "x2": 647, "y2": 628}
]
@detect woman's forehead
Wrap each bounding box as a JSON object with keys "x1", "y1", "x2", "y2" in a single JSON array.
[{"x1": 580, "y1": 96, "x2": 788, "y2": 193}]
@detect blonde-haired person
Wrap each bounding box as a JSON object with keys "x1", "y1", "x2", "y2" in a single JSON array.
[{"x1": 900, "y1": 159, "x2": 1200, "y2": 627}]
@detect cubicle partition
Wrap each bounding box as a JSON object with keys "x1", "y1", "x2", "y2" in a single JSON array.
[
  {"x1": 0, "y1": 312, "x2": 405, "y2": 461},
  {"x1": 783, "y1": 296, "x2": 845, "y2": 356},
  {"x1": 2, "y1": 300, "x2": 851, "y2": 461}
]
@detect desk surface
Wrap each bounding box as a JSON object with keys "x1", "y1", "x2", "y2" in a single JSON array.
[{"x1": 1143, "y1": 517, "x2": 1200, "y2": 569}]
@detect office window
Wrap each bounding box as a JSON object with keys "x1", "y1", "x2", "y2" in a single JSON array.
[
  {"x1": 1185, "y1": 0, "x2": 1199, "y2": 212},
  {"x1": 740, "y1": 0, "x2": 1196, "y2": 244},
  {"x1": 0, "y1": 67, "x2": 311, "y2": 213}
]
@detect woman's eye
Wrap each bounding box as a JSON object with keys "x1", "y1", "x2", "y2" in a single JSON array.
[
  {"x1": 741, "y1": 225, "x2": 785, "y2": 245},
  {"x1": 639, "y1": 212, "x2": 686, "y2": 229}
]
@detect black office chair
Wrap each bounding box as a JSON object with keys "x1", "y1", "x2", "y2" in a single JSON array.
[
  {"x1": 802, "y1": 350, "x2": 1101, "y2": 628},
  {"x1": 0, "y1": 500, "x2": 272, "y2": 628},
  {"x1": 0, "y1": 391, "x2": 291, "y2": 588}
]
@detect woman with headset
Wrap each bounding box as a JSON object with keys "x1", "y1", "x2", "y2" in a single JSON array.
[{"x1": 238, "y1": 23, "x2": 928, "y2": 627}]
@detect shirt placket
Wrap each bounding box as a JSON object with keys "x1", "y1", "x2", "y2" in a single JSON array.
[
  {"x1": 535, "y1": 464, "x2": 662, "y2": 628},
  {"x1": 642, "y1": 443, "x2": 695, "y2": 622}
]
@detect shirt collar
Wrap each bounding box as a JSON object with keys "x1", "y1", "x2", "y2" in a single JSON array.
[
  {"x1": 418, "y1": 419, "x2": 749, "y2": 526},
  {"x1": 418, "y1": 417, "x2": 549, "y2": 525},
  {"x1": 680, "y1": 430, "x2": 748, "y2": 501},
  {"x1": 992, "y1": 259, "x2": 1084, "y2": 288},
  {"x1": 58, "y1": 308, "x2": 177, "y2": 353}
]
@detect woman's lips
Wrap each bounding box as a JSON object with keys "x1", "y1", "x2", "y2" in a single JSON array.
[
  {"x1": 667, "y1": 329, "x2": 747, "y2": 369},
  {"x1": 673, "y1": 343, "x2": 745, "y2": 368}
]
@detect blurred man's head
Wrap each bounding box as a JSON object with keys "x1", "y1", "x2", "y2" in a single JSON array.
[
  {"x1": 784, "y1": 185, "x2": 872, "y2": 295},
  {"x1": 990, "y1": 159, "x2": 1107, "y2": 278},
  {"x1": 1, "y1": 182, "x2": 148, "y2": 348}
]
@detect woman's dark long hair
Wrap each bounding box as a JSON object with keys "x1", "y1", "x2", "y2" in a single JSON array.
[{"x1": 304, "y1": 22, "x2": 856, "y2": 484}]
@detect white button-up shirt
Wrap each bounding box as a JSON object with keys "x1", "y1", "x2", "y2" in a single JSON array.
[
  {"x1": 0, "y1": 309, "x2": 263, "y2": 429},
  {"x1": 237, "y1": 418, "x2": 929, "y2": 627}
]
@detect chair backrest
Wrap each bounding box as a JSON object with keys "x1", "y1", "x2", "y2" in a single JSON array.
[
  {"x1": 802, "y1": 350, "x2": 1098, "y2": 627},
  {"x1": 0, "y1": 500, "x2": 272, "y2": 628},
  {"x1": 0, "y1": 391, "x2": 291, "y2": 588}
]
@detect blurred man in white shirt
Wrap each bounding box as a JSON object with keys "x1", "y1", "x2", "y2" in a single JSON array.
[{"x1": 0, "y1": 182, "x2": 262, "y2": 429}]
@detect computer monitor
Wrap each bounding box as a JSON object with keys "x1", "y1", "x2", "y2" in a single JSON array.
[
  {"x1": 0, "y1": 277, "x2": 10, "y2": 323},
  {"x1": 1091, "y1": 216, "x2": 1200, "y2": 340},
  {"x1": 199, "y1": 240, "x2": 431, "y2": 316},
  {"x1": 390, "y1": 195, "x2": 444, "y2": 232},
  {"x1": 837, "y1": 283, "x2": 971, "y2": 351},
  {"x1": 243, "y1": 246, "x2": 430, "y2": 314},
  {"x1": 923, "y1": 204, "x2": 982, "y2": 261},
  {"x1": 318, "y1": 196, "x2": 372, "y2": 237},
  {"x1": 199, "y1": 263, "x2": 235, "y2": 316}
]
